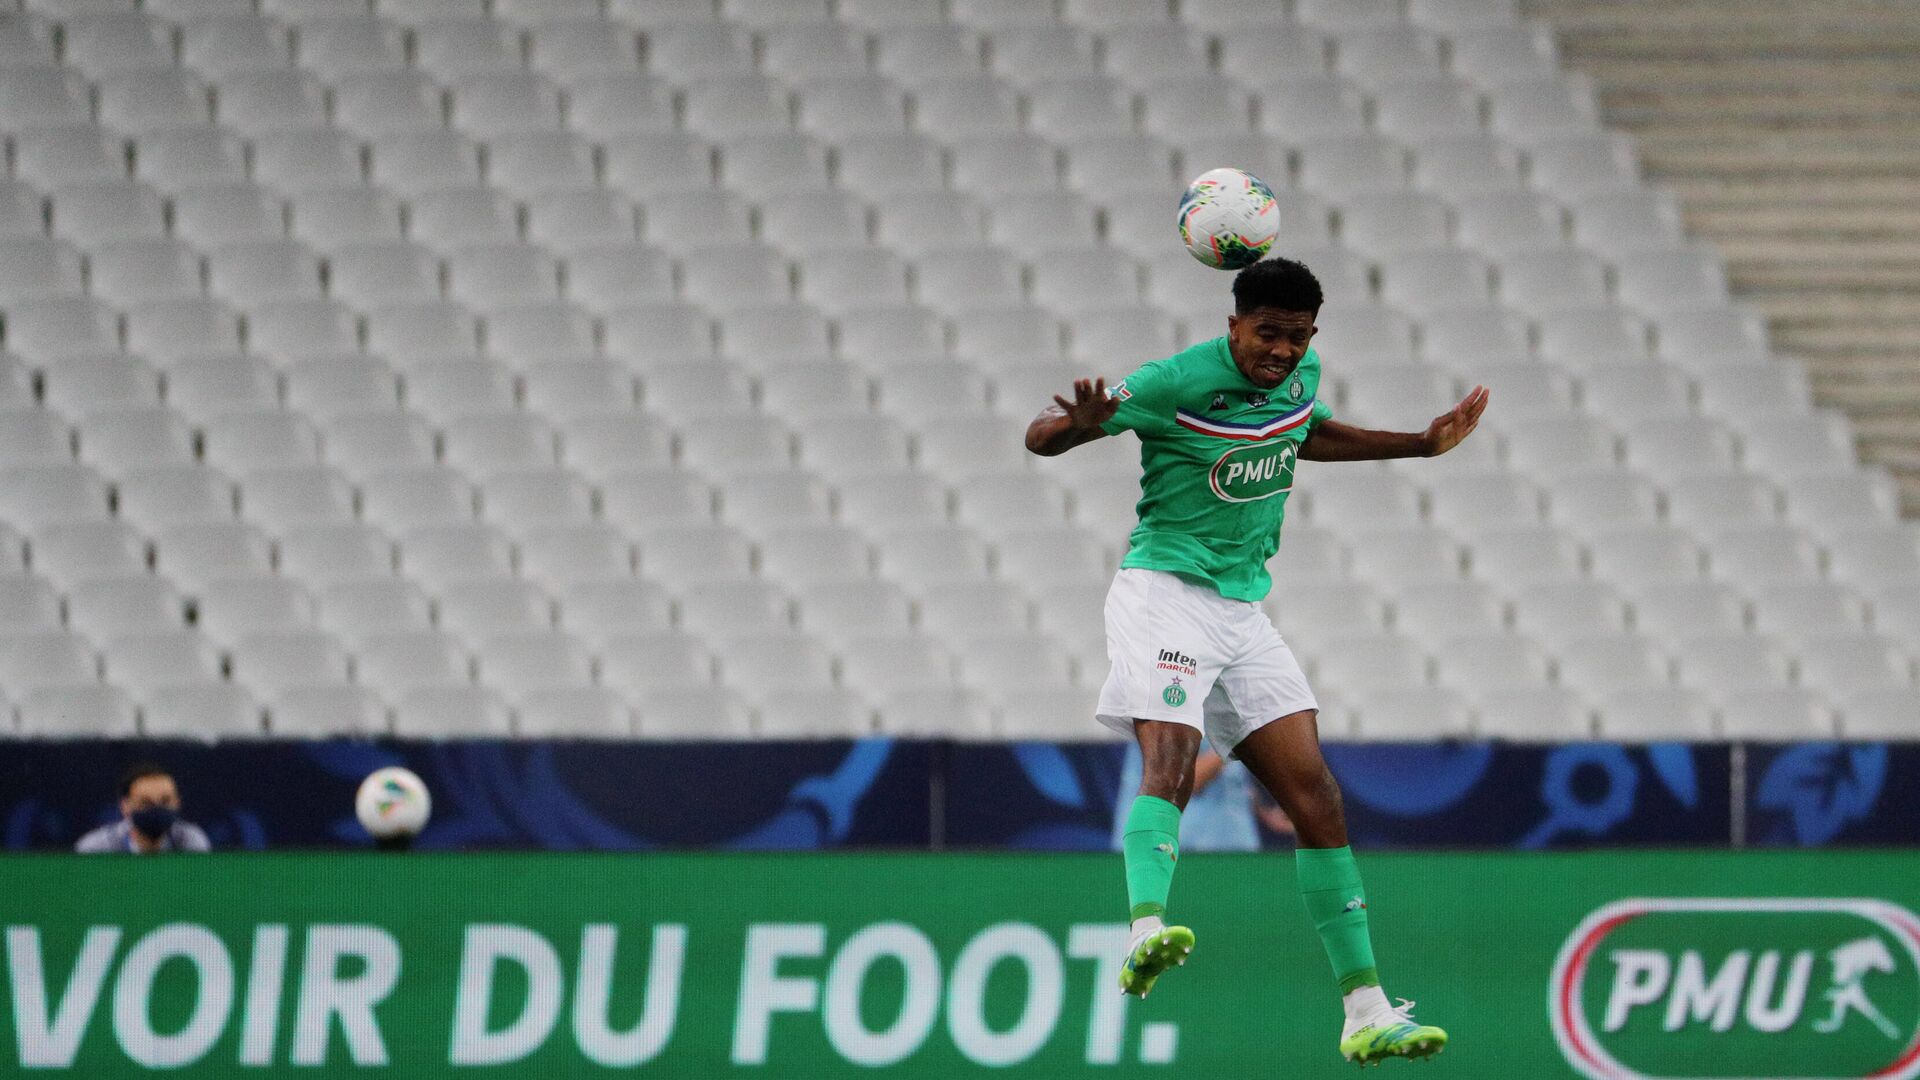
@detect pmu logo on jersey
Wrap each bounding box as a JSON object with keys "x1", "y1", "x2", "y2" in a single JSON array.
[
  {"x1": 1208, "y1": 442, "x2": 1299, "y2": 503},
  {"x1": 1551, "y1": 898, "x2": 1920, "y2": 1080}
]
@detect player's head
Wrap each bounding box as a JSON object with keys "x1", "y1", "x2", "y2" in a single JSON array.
[{"x1": 1226, "y1": 258, "x2": 1321, "y2": 389}]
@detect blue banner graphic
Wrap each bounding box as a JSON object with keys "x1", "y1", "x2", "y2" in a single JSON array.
[{"x1": 2, "y1": 739, "x2": 1912, "y2": 852}]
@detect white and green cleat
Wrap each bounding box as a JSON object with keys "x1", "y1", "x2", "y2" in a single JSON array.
[
  {"x1": 1339, "y1": 999, "x2": 1447, "y2": 1067},
  {"x1": 1117, "y1": 925, "x2": 1195, "y2": 998}
]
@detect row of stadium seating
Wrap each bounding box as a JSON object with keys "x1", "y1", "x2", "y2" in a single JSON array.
[
  {"x1": 2, "y1": 506, "x2": 1915, "y2": 598},
  {"x1": 1, "y1": 630, "x2": 1915, "y2": 741},
  {"x1": 10, "y1": 0, "x2": 1524, "y2": 33},
  {"x1": 0, "y1": 246, "x2": 1745, "y2": 364},
  {"x1": 0, "y1": 344, "x2": 1811, "y2": 423},
  {"x1": 0, "y1": 182, "x2": 1670, "y2": 260},
  {"x1": 7, "y1": 559, "x2": 1920, "y2": 677},
  {"x1": 1, "y1": 127, "x2": 1625, "y2": 194},
  {"x1": 0, "y1": 431, "x2": 1899, "y2": 547},
  {"x1": 0, "y1": 4, "x2": 1556, "y2": 82},
  {"x1": 0, "y1": 71, "x2": 1597, "y2": 141},
  {"x1": 0, "y1": 303, "x2": 1776, "y2": 406},
  {"x1": 0, "y1": 233, "x2": 1723, "y2": 319}
]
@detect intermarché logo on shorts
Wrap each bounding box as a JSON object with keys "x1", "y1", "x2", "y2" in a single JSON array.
[{"x1": 1551, "y1": 898, "x2": 1920, "y2": 1080}]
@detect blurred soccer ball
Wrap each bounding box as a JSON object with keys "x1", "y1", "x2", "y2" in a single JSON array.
[
  {"x1": 1178, "y1": 167, "x2": 1279, "y2": 270},
  {"x1": 355, "y1": 766, "x2": 431, "y2": 841}
]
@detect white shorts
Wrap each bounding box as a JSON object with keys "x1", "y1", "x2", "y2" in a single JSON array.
[{"x1": 1095, "y1": 568, "x2": 1318, "y2": 756}]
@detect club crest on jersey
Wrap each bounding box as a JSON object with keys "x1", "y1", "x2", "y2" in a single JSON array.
[
  {"x1": 1291, "y1": 376, "x2": 1304, "y2": 399},
  {"x1": 1162, "y1": 678, "x2": 1187, "y2": 708}
]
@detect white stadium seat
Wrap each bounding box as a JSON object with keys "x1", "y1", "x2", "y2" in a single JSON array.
[
  {"x1": 839, "y1": 634, "x2": 958, "y2": 696},
  {"x1": 393, "y1": 686, "x2": 514, "y2": 738},
  {"x1": 356, "y1": 632, "x2": 474, "y2": 695},
  {"x1": 1475, "y1": 687, "x2": 1593, "y2": 742},
  {"x1": 19, "y1": 685, "x2": 137, "y2": 737},
  {"x1": 1718, "y1": 690, "x2": 1837, "y2": 742},
  {"x1": 269, "y1": 685, "x2": 390, "y2": 738},
  {"x1": 1351, "y1": 687, "x2": 1474, "y2": 741},
  {"x1": 1630, "y1": 581, "x2": 1748, "y2": 641},
  {"x1": 1596, "y1": 687, "x2": 1716, "y2": 742},
  {"x1": 799, "y1": 580, "x2": 917, "y2": 643},
  {"x1": 316, "y1": 579, "x2": 435, "y2": 644},
  {"x1": 1838, "y1": 689, "x2": 1920, "y2": 740}
]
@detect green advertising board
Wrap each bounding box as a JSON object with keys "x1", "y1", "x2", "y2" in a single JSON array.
[{"x1": 2, "y1": 851, "x2": 1917, "y2": 1077}]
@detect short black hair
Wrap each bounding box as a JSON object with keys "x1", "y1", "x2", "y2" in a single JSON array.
[
  {"x1": 1232, "y1": 257, "x2": 1323, "y2": 314},
  {"x1": 119, "y1": 762, "x2": 171, "y2": 798}
]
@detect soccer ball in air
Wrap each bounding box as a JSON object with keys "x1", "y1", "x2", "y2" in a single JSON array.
[
  {"x1": 1178, "y1": 167, "x2": 1279, "y2": 270},
  {"x1": 355, "y1": 766, "x2": 431, "y2": 846}
]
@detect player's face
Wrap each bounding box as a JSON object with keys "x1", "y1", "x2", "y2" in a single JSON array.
[{"x1": 1227, "y1": 308, "x2": 1317, "y2": 388}]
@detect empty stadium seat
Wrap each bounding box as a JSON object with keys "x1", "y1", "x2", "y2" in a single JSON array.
[
  {"x1": 230, "y1": 631, "x2": 352, "y2": 696},
  {"x1": 1630, "y1": 581, "x2": 1748, "y2": 641},
  {"x1": 878, "y1": 687, "x2": 994, "y2": 738},
  {"x1": 1388, "y1": 582, "x2": 1496, "y2": 639},
  {"x1": 144, "y1": 684, "x2": 265, "y2": 739},
  {"x1": 798, "y1": 580, "x2": 917, "y2": 643},
  {"x1": 269, "y1": 685, "x2": 390, "y2": 738},
  {"x1": 29, "y1": 521, "x2": 150, "y2": 586},
  {"x1": 516, "y1": 687, "x2": 634, "y2": 738},
  {"x1": 1351, "y1": 687, "x2": 1474, "y2": 741},
  {"x1": 353, "y1": 633, "x2": 472, "y2": 698},
  {"x1": 18, "y1": 685, "x2": 137, "y2": 737},
  {"x1": 1796, "y1": 634, "x2": 1914, "y2": 694},
  {"x1": 1838, "y1": 688, "x2": 1920, "y2": 740},
  {"x1": 1718, "y1": 690, "x2": 1837, "y2": 742},
  {"x1": 1596, "y1": 687, "x2": 1716, "y2": 741},
  {"x1": 474, "y1": 631, "x2": 596, "y2": 698},
  {"x1": 316, "y1": 578, "x2": 434, "y2": 644},
  {"x1": 1474, "y1": 687, "x2": 1593, "y2": 742},
  {"x1": 393, "y1": 685, "x2": 514, "y2": 738},
  {"x1": 838, "y1": 634, "x2": 959, "y2": 695}
]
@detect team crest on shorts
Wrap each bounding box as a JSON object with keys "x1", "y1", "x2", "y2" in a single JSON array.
[{"x1": 1162, "y1": 677, "x2": 1187, "y2": 707}]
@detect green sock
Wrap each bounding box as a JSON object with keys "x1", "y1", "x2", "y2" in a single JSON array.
[
  {"x1": 1296, "y1": 845, "x2": 1380, "y2": 994},
  {"x1": 1121, "y1": 796, "x2": 1182, "y2": 922}
]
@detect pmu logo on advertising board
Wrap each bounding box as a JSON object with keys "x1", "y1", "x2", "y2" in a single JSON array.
[{"x1": 1551, "y1": 899, "x2": 1920, "y2": 1080}]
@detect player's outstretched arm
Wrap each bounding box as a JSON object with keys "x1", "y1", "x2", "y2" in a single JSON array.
[
  {"x1": 1025, "y1": 377, "x2": 1117, "y2": 456},
  {"x1": 1299, "y1": 385, "x2": 1489, "y2": 462}
]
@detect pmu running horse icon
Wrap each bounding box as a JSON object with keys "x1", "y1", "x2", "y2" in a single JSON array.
[{"x1": 1814, "y1": 937, "x2": 1902, "y2": 1039}]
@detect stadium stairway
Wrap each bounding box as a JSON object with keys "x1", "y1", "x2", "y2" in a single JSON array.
[{"x1": 1526, "y1": 0, "x2": 1920, "y2": 512}]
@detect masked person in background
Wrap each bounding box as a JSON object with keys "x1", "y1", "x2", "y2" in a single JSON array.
[{"x1": 75, "y1": 762, "x2": 211, "y2": 854}]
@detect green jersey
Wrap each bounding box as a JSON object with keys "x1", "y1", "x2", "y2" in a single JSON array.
[{"x1": 1098, "y1": 337, "x2": 1334, "y2": 602}]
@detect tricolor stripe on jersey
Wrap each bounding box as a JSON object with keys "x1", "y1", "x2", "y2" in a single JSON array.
[{"x1": 1173, "y1": 400, "x2": 1315, "y2": 441}]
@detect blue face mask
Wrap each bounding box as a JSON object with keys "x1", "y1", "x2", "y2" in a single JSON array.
[{"x1": 129, "y1": 806, "x2": 177, "y2": 840}]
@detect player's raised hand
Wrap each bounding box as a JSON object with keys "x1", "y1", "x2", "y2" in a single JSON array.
[
  {"x1": 1422, "y1": 385, "x2": 1489, "y2": 457},
  {"x1": 1054, "y1": 377, "x2": 1121, "y2": 432}
]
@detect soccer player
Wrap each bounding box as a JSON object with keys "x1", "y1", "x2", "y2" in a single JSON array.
[{"x1": 1024, "y1": 258, "x2": 1487, "y2": 1066}]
